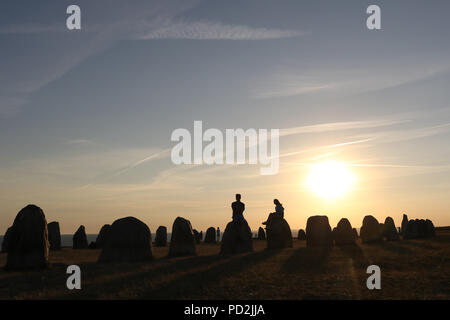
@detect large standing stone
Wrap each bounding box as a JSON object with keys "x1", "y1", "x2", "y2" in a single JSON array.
[
  {"x1": 1, "y1": 227, "x2": 12, "y2": 253},
  {"x1": 383, "y1": 217, "x2": 399, "y2": 241},
  {"x1": 334, "y1": 218, "x2": 356, "y2": 245},
  {"x1": 258, "y1": 227, "x2": 266, "y2": 240},
  {"x1": 220, "y1": 219, "x2": 253, "y2": 255},
  {"x1": 154, "y1": 226, "x2": 168, "y2": 246},
  {"x1": 6, "y1": 205, "x2": 49, "y2": 270},
  {"x1": 297, "y1": 229, "x2": 306, "y2": 240},
  {"x1": 401, "y1": 214, "x2": 408, "y2": 235},
  {"x1": 306, "y1": 215, "x2": 333, "y2": 247},
  {"x1": 425, "y1": 219, "x2": 435, "y2": 237},
  {"x1": 403, "y1": 219, "x2": 419, "y2": 239},
  {"x1": 267, "y1": 218, "x2": 293, "y2": 249},
  {"x1": 204, "y1": 227, "x2": 217, "y2": 243},
  {"x1": 360, "y1": 215, "x2": 382, "y2": 243},
  {"x1": 47, "y1": 221, "x2": 61, "y2": 250},
  {"x1": 98, "y1": 217, "x2": 152, "y2": 263},
  {"x1": 193, "y1": 229, "x2": 201, "y2": 244},
  {"x1": 169, "y1": 217, "x2": 196, "y2": 257},
  {"x1": 96, "y1": 224, "x2": 111, "y2": 248},
  {"x1": 73, "y1": 225, "x2": 88, "y2": 249}
]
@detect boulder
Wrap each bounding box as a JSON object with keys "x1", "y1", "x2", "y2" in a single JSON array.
[
  {"x1": 5, "y1": 204, "x2": 49, "y2": 270},
  {"x1": 403, "y1": 219, "x2": 419, "y2": 239},
  {"x1": 360, "y1": 215, "x2": 382, "y2": 243},
  {"x1": 193, "y1": 229, "x2": 201, "y2": 244},
  {"x1": 297, "y1": 229, "x2": 306, "y2": 240},
  {"x1": 88, "y1": 241, "x2": 97, "y2": 249},
  {"x1": 204, "y1": 227, "x2": 217, "y2": 243},
  {"x1": 425, "y1": 219, "x2": 435, "y2": 237},
  {"x1": 1, "y1": 227, "x2": 12, "y2": 253},
  {"x1": 73, "y1": 225, "x2": 88, "y2": 249},
  {"x1": 154, "y1": 226, "x2": 168, "y2": 246},
  {"x1": 383, "y1": 217, "x2": 399, "y2": 241},
  {"x1": 47, "y1": 221, "x2": 61, "y2": 250},
  {"x1": 96, "y1": 224, "x2": 111, "y2": 248},
  {"x1": 306, "y1": 215, "x2": 333, "y2": 247},
  {"x1": 334, "y1": 218, "x2": 356, "y2": 245},
  {"x1": 169, "y1": 217, "x2": 196, "y2": 257},
  {"x1": 258, "y1": 227, "x2": 266, "y2": 240},
  {"x1": 353, "y1": 228, "x2": 359, "y2": 239},
  {"x1": 98, "y1": 217, "x2": 152, "y2": 263},
  {"x1": 267, "y1": 218, "x2": 293, "y2": 249},
  {"x1": 220, "y1": 219, "x2": 253, "y2": 255},
  {"x1": 401, "y1": 214, "x2": 408, "y2": 235}
]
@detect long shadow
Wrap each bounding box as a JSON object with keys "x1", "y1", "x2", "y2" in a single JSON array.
[
  {"x1": 281, "y1": 246, "x2": 332, "y2": 274},
  {"x1": 378, "y1": 241, "x2": 414, "y2": 255},
  {"x1": 49, "y1": 248, "x2": 282, "y2": 299},
  {"x1": 339, "y1": 243, "x2": 370, "y2": 268}
]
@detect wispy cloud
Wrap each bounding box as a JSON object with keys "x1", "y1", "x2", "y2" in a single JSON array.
[{"x1": 136, "y1": 20, "x2": 305, "y2": 40}]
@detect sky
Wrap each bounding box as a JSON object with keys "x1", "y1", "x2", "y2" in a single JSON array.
[{"x1": 1, "y1": 0, "x2": 450, "y2": 234}]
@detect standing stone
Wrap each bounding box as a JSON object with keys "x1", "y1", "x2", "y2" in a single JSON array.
[
  {"x1": 88, "y1": 241, "x2": 97, "y2": 249},
  {"x1": 401, "y1": 214, "x2": 408, "y2": 235},
  {"x1": 297, "y1": 229, "x2": 306, "y2": 240},
  {"x1": 220, "y1": 219, "x2": 253, "y2": 255},
  {"x1": 404, "y1": 219, "x2": 419, "y2": 239},
  {"x1": 258, "y1": 227, "x2": 266, "y2": 240},
  {"x1": 360, "y1": 215, "x2": 382, "y2": 243},
  {"x1": 1, "y1": 227, "x2": 12, "y2": 253},
  {"x1": 98, "y1": 217, "x2": 152, "y2": 263},
  {"x1": 425, "y1": 219, "x2": 435, "y2": 237},
  {"x1": 383, "y1": 217, "x2": 399, "y2": 241},
  {"x1": 154, "y1": 226, "x2": 168, "y2": 246},
  {"x1": 306, "y1": 215, "x2": 333, "y2": 247},
  {"x1": 73, "y1": 225, "x2": 88, "y2": 249},
  {"x1": 353, "y1": 228, "x2": 359, "y2": 239},
  {"x1": 204, "y1": 227, "x2": 217, "y2": 243},
  {"x1": 48, "y1": 221, "x2": 61, "y2": 250},
  {"x1": 267, "y1": 218, "x2": 293, "y2": 249},
  {"x1": 169, "y1": 217, "x2": 196, "y2": 257},
  {"x1": 199, "y1": 231, "x2": 203, "y2": 241},
  {"x1": 96, "y1": 224, "x2": 111, "y2": 248},
  {"x1": 193, "y1": 229, "x2": 201, "y2": 244},
  {"x1": 6, "y1": 204, "x2": 49, "y2": 270},
  {"x1": 334, "y1": 218, "x2": 356, "y2": 245}
]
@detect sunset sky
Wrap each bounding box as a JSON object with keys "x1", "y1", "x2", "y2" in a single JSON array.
[{"x1": 1, "y1": 0, "x2": 450, "y2": 235}]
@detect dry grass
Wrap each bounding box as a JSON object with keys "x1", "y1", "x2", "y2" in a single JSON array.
[{"x1": 0, "y1": 230, "x2": 449, "y2": 299}]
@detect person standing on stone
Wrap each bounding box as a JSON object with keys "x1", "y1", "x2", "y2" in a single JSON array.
[
  {"x1": 232, "y1": 194, "x2": 245, "y2": 222},
  {"x1": 216, "y1": 227, "x2": 221, "y2": 241},
  {"x1": 262, "y1": 199, "x2": 284, "y2": 228}
]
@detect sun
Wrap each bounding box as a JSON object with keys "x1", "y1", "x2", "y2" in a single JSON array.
[{"x1": 305, "y1": 161, "x2": 356, "y2": 199}]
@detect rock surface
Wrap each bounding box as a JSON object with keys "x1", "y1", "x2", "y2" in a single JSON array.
[
  {"x1": 204, "y1": 227, "x2": 217, "y2": 243},
  {"x1": 334, "y1": 218, "x2": 356, "y2": 245},
  {"x1": 47, "y1": 221, "x2": 61, "y2": 250},
  {"x1": 220, "y1": 219, "x2": 253, "y2": 255},
  {"x1": 266, "y1": 218, "x2": 293, "y2": 249},
  {"x1": 96, "y1": 224, "x2": 111, "y2": 248},
  {"x1": 169, "y1": 217, "x2": 196, "y2": 257},
  {"x1": 306, "y1": 216, "x2": 333, "y2": 247},
  {"x1": 360, "y1": 215, "x2": 382, "y2": 243},
  {"x1": 73, "y1": 225, "x2": 88, "y2": 249},
  {"x1": 154, "y1": 226, "x2": 168, "y2": 246}
]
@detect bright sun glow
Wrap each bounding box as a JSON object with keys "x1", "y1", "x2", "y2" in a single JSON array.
[{"x1": 305, "y1": 161, "x2": 356, "y2": 199}]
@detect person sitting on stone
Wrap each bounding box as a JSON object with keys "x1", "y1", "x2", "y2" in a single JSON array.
[
  {"x1": 232, "y1": 194, "x2": 245, "y2": 222},
  {"x1": 262, "y1": 199, "x2": 284, "y2": 228}
]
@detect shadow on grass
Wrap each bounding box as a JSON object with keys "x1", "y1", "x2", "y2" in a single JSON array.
[{"x1": 281, "y1": 246, "x2": 332, "y2": 274}]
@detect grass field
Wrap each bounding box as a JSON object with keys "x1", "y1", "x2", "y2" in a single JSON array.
[{"x1": 0, "y1": 229, "x2": 449, "y2": 299}]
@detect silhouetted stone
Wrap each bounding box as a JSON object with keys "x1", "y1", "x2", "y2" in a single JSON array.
[
  {"x1": 353, "y1": 228, "x2": 358, "y2": 239},
  {"x1": 267, "y1": 218, "x2": 293, "y2": 249},
  {"x1": 169, "y1": 217, "x2": 196, "y2": 257},
  {"x1": 426, "y1": 219, "x2": 435, "y2": 237},
  {"x1": 383, "y1": 217, "x2": 399, "y2": 241},
  {"x1": 297, "y1": 229, "x2": 306, "y2": 240},
  {"x1": 6, "y1": 205, "x2": 49, "y2": 270},
  {"x1": 199, "y1": 231, "x2": 203, "y2": 241},
  {"x1": 220, "y1": 219, "x2": 253, "y2": 255},
  {"x1": 401, "y1": 214, "x2": 408, "y2": 235},
  {"x1": 1, "y1": 227, "x2": 12, "y2": 253},
  {"x1": 204, "y1": 227, "x2": 217, "y2": 243},
  {"x1": 154, "y1": 226, "x2": 168, "y2": 246},
  {"x1": 48, "y1": 221, "x2": 61, "y2": 250},
  {"x1": 258, "y1": 227, "x2": 266, "y2": 240},
  {"x1": 360, "y1": 215, "x2": 382, "y2": 243},
  {"x1": 98, "y1": 216, "x2": 152, "y2": 263},
  {"x1": 193, "y1": 229, "x2": 201, "y2": 244},
  {"x1": 404, "y1": 219, "x2": 419, "y2": 239},
  {"x1": 88, "y1": 241, "x2": 96, "y2": 249},
  {"x1": 334, "y1": 218, "x2": 356, "y2": 245},
  {"x1": 96, "y1": 224, "x2": 111, "y2": 248},
  {"x1": 73, "y1": 225, "x2": 88, "y2": 249},
  {"x1": 306, "y1": 215, "x2": 333, "y2": 247}
]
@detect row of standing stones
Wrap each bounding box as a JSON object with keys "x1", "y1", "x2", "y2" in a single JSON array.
[{"x1": 1, "y1": 205, "x2": 435, "y2": 270}]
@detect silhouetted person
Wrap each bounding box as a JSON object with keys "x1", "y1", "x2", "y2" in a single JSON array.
[
  {"x1": 217, "y1": 227, "x2": 220, "y2": 241},
  {"x1": 232, "y1": 194, "x2": 245, "y2": 222},
  {"x1": 262, "y1": 199, "x2": 284, "y2": 229}
]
